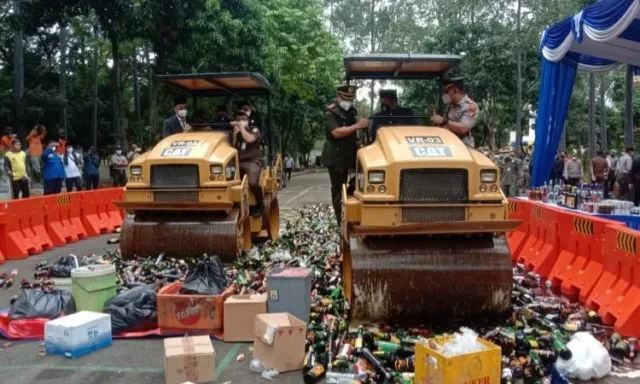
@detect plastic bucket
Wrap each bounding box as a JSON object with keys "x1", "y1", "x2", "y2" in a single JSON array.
[
  {"x1": 71, "y1": 264, "x2": 117, "y2": 312},
  {"x1": 52, "y1": 278, "x2": 73, "y2": 294}
]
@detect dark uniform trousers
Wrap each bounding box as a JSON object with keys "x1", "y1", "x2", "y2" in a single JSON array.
[
  {"x1": 322, "y1": 104, "x2": 358, "y2": 226},
  {"x1": 327, "y1": 167, "x2": 350, "y2": 225},
  {"x1": 240, "y1": 159, "x2": 263, "y2": 206}
]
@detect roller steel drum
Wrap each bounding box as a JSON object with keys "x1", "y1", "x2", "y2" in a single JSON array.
[
  {"x1": 342, "y1": 234, "x2": 512, "y2": 321},
  {"x1": 120, "y1": 208, "x2": 245, "y2": 262}
]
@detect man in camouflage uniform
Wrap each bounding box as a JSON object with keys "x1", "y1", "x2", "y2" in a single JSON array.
[
  {"x1": 430, "y1": 77, "x2": 478, "y2": 148},
  {"x1": 501, "y1": 155, "x2": 518, "y2": 198},
  {"x1": 321, "y1": 85, "x2": 369, "y2": 225},
  {"x1": 520, "y1": 155, "x2": 531, "y2": 195}
]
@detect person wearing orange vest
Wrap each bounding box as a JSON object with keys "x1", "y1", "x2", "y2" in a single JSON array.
[
  {"x1": 56, "y1": 133, "x2": 67, "y2": 156},
  {"x1": 27, "y1": 124, "x2": 46, "y2": 181},
  {"x1": 1, "y1": 127, "x2": 14, "y2": 154}
]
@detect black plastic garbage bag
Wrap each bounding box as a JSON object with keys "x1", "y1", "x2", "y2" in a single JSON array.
[
  {"x1": 180, "y1": 256, "x2": 227, "y2": 295},
  {"x1": 9, "y1": 289, "x2": 76, "y2": 320},
  {"x1": 103, "y1": 286, "x2": 157, "y2": 334},
  {"x1": 49, "y1": 256, "x2": 80, "y2": 278}
]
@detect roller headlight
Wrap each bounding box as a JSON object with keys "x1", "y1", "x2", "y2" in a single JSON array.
[
  {"x1": 480, "y1": 170, "x2": 497, "y2": 183},
  {"x1": 210, "y1": 165, "x2": 223, "y2": 175},
  {"x1": 368, "y1": 171, "x2": 385, "y2": 184},
  {"x1": 130, "y1": 166, "x2": 142, "y2": 176},
  {"x1": 226, "y1": 165, "x2": 236, "y2": 180}
]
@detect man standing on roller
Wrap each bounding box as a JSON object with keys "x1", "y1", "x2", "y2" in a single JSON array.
[
  {"x1": 232, "y1": 110, "x2": 264, "y2": 217},
  {"x1": 321, "y1": 85, "x2": 369, "y2": 225},
  {"x1": 430, "y1": 77, "x2": 478, "y2": 148}
]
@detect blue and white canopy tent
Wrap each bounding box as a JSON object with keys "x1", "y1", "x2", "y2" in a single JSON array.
[{"x1": 532, "y1": 0, "x2": 640, "y2": 186}]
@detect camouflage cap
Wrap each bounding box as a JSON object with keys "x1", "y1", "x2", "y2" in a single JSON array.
[{"x1": 337, "y1": 84, "x2": 357, "y2": 101}]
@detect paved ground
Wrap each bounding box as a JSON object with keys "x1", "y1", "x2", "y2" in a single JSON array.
[
  {"x1": 0, "y1": 171, "x2": 638, "y2": 383},
  {"x1": 0, "y1": 171, "x2": 330, "y2": 384}
]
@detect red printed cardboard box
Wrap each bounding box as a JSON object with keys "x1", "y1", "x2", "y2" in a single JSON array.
[
  {"x1": 158, "y1": 282, "x2": 234, "y2": 331},
  {"x1": 252, "y1": 313, "x2": 307, "y2": 372}
]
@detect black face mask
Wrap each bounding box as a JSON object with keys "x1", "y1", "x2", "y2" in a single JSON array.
[{"x1": 381, "y1": 105, "x2": 389, "y2": 112}]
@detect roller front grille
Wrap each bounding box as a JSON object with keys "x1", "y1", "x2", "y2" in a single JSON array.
[
  {"x1": 400, "y1": 169, "x2": 468, "y2": 202},
  {"x1": 401, "y1": 207, "x2": 466, "y2": 223},
  {"x1": 153, "y1": 191, "x2": 199, "y2": 202},
  {"x1": 151, "y1": 164, "x2": 199, "y2": 189}
]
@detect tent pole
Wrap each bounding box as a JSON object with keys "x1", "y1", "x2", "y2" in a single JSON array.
[
  {"x1": 600, "y1": 74, "x2": 607, "y2": 151},
  {"x1": 589, "y1": 73, "x2": 596, "y2": 159},
  {"x1": 625, "y1": 65, "x2": 634, "y2": 148}
]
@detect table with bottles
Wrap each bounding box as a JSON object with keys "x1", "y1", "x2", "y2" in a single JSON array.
[{"x1": 524, "y1": 181, "x2": 640, "y2": 230}]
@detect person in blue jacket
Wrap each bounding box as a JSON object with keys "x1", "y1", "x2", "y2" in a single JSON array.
[
  {"x1": 41, "y1": 141, "x2": 66, "y2": 195},
  {"x1": 83, "y1": 146, "x2": 101, "y2": 190}
]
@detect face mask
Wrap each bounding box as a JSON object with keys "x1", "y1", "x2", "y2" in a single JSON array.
[
  {"x1": 381, "y1": 104, "x2": 389, "y2": 112},
  {"x1": 339, "y1": 100, "x2": 354, "y2": 111},
  {"x1": 67, "y1": 148, "x2": 73, "y2": 153},
  {"x1": 571, "y1": 156, "x2": 577, "y2": 161},
  {"x1": 177, "y1": 109, "x2": 188, "y2": 118},
  {"x1": 442, "y1": 93, "x2": 452, "y2": 105},
  {"x1": 135, "y1": 148, "x2": 141, "y2": 153},
  {"x1": 244, "y1": 110, "x2": 251, "y2": 117},
  {"x1": 483, "y1": 151, "x2": 490, "y2": 156},
  {"x1": 239, "y1": 121, "x2": 249, "y2": 128},
  {"x1": 116, "y1": 150, "x2": 122, "y2": 155}
]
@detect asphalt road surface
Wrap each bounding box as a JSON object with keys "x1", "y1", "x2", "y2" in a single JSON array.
[
  {"x1": 0, "y1": 171, "x2": 330, "y2": 384},
  {"x1": 0, "y1": 171, "x2": 638, "y2": 383}
]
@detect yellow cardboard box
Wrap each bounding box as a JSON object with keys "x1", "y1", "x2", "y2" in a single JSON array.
[{"x1": 415, "y1": 336, "x2": 501, "y2": 384}]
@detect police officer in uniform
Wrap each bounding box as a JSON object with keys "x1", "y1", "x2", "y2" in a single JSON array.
[
  {"x1": 321, "y1": 85, "x2": 369, "y2": 225},
  {"x1": 501, "y1": 155, "x2": 518, "y2": 197},
  {"x1": 232, "y1": 111, "x2": 264, "y2": 217},
  {"x1": 370, "y1": 89, "x2": 418, "y2": 142},
  {"x1": 430, "y1": 77, "x2": 478, "y2": 148}
]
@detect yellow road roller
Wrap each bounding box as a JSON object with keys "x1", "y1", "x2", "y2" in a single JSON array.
[
  {"x1": 340, "y1": 54, "x2": 521, "y2": 321},
  {"x1": 115, "y1": 72, "x2": 280, "y2": 261}
]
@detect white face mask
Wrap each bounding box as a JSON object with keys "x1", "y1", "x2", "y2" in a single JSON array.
[
  {"x1": 240, "y1": 121, "x2": 249, "y2": 128},
  {"x1": 442, "y1": 93, "x2": 452, "y2": 105},
  {"x1": 339, "y1": 100, "x2": 354, "y2": 111},
  {"x1": 244, "y1": 110, "x2": 251, "y2": 117},
  {"x1": 177, "y1": 109, "x2": 188, "y2": 118},
  {"x1": 67, "y1": 148, "x2": 73, "y2": 153},
  {"x1": 116, "y1": 150, "x2": 122, "y2": 155}
]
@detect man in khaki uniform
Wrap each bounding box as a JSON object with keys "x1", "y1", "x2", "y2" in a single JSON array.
[{"x1": 430, "y1": 77, "x2": 478, "y2": 148}]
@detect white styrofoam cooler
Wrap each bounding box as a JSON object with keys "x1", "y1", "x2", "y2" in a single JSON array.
[{"x1": 45, "y1": 311, "x2": 112, "y2": 359}]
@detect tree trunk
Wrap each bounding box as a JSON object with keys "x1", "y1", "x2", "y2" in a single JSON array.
[
  {"x1": 515, "y1": 0, "x2": 523, "y2": 156},
  {"x1": 149, "y1": 50, "x2": 160, "y2": 137},
  {"x1": 13, "y1": 0, "x2": 25, "y2": 142},
  {"x1": 92, "y1": 29, "x2": 99, "y2": 148},
  {"x1": 111, "y1": 37, "x2": 128, "y2": 149},
  {"x1": 60, "y1": 23, "x2": 68, "y2": 138},
  {"x1": 369, "y1": 0, "x2": 376, "y2": 116},
  {"x1": 600, "y1": 74, "x2": 607, "y2": 151},
  {"x1": 133, "y1": 48, "x2": 141, "y2": 122}
]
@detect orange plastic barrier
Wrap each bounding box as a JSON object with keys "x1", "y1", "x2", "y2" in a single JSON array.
[
  {"x1": 586, "y1": 225, "x2": 640, "y2": 336},
  {"x1": 547, "y1": 212, "x2": 621, "y2": 302},
  {"x1": 517, "y1": 202, "x2": 561, "y2": 276},
  {"x1": 507, "y1": 199, "x2": 531, "y2": 260},
  {"x1": 0, "y1": 197, "x2": 53, "y2": 260},
  {"x1": 79, "y1": 188, "x2": 123, "y2": 236},
  {"x1": 42, "y1": 194, "x2": 87, "y2": 246}
]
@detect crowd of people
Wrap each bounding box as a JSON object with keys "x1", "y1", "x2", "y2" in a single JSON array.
[
  {"x1": 1, "y1": 125, "x2": 144, "y2": 200},
  {"x1": 547, "y1": 148, "x2": 640, "y2": 205}
]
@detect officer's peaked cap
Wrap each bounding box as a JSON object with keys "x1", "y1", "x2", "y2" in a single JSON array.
[{"x1": 337, "y1": 84, "x2": 357, "y2": 101}]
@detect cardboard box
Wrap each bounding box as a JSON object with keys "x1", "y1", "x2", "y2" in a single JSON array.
[
  {"x1": 223, "y1": 294, "x2": 268, "y2": 342},
  {"x1": 415, "y1": 336, "x2": 501, "y2": 384},
  {"x1": 44, "y1": 311, "x2": 112, "y2": 359},
  {"x1": 158, "y1": 282, "x2": 234, "y2": 331},
  {"x1": 164, "y1": 335, "x2": 216, "y2": 384},
  {"x1": 252, "y1": 313, "x2": 307, "y2": 373}
]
